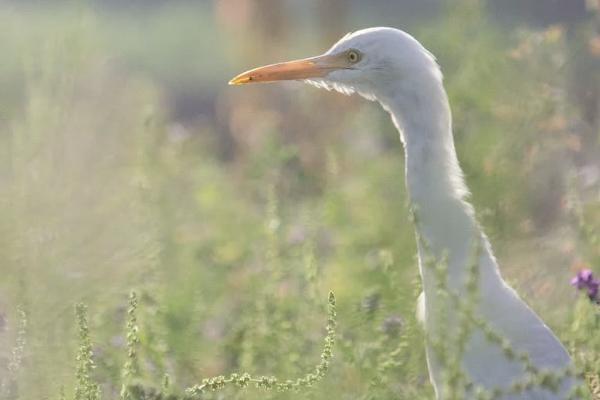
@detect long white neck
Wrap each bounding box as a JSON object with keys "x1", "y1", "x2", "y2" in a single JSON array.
[{"x1": 377, "y1": 73, "x2": 495, "y2": 293}]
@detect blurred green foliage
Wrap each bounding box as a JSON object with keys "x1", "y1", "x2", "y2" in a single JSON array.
[{"x1": 0, "y1": 1, "x2": 598, "y2": 399}]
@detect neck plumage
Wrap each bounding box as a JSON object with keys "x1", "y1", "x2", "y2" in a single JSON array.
[{"x1": 378, "y1": 74, "x2": 490, "y2": 291}]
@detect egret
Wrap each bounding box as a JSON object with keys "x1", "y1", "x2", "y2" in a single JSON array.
[{"x1": 230, "y1": 27, "x2": 579, "y2": 399}]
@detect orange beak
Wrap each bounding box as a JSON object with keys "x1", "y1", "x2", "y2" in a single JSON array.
[{"x1": 229, "y1": 53, "x2": 349, "y2": 85}]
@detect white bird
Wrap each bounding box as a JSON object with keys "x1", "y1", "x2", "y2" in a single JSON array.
[{"x1": 230, "y1": 27, "x2": 580, "y2": 399}]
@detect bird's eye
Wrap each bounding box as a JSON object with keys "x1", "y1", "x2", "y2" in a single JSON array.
[{"x1": 347, "y1": 49, "x2": 361, "y2": 64}]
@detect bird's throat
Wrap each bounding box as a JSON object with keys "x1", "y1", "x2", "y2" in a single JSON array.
[{"x1": 380, "y1": 78, "x2": 483, "y2": 294}]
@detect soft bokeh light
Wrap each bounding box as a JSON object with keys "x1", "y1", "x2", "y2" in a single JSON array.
[{"x1": 0, "y1": 1, "x2": 598, "y2": 399}]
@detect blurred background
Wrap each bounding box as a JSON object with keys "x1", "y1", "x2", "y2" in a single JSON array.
[{"x1": 0, "y1": 0, "x2": 598, "y2": 399}]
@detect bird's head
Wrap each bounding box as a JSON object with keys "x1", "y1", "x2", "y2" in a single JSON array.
[{"x1": 229, "y1": 27, "x2": 442, "y2": 102}]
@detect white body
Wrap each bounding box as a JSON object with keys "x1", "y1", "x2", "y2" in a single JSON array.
[
  {"x1": 313, "y1": 28, "x2": 577, "y2": 399},
  {"x1": 232, "y1": 26, "x2": 581, "y2": 399}
]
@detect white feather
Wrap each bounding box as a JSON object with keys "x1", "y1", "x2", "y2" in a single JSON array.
[{"x1": 302, "y1": 27, "x2": 581, "y2": 399}]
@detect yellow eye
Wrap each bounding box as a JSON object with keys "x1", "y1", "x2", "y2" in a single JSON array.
[{"x1": 347, "y1": 49, "x2": 361, "y2": 63}]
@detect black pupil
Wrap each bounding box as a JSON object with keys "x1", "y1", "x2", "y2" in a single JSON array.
[{"x1": 350, "y1": 52, "x2": 356, "y2": 61}]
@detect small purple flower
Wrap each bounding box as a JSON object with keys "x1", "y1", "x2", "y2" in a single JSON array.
[{"x1": 570, "y1": 268, "x2": 600, "y2": 303}]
